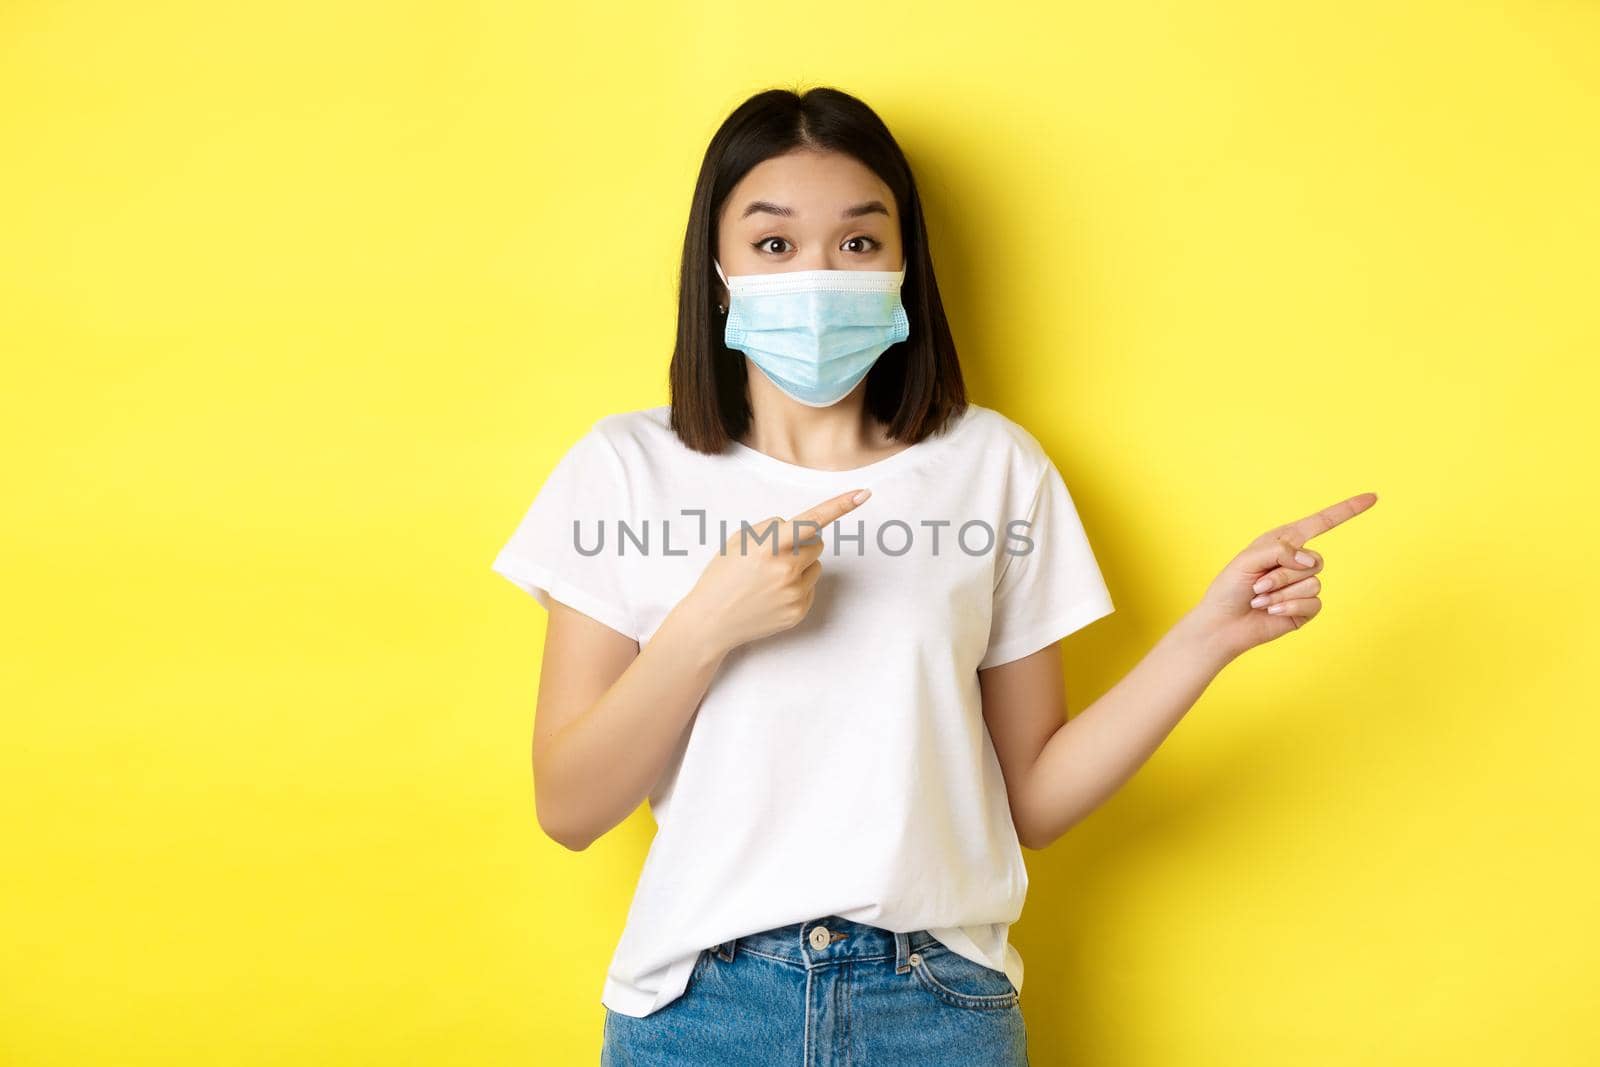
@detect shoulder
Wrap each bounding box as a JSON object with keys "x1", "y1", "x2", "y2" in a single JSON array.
[
  {"x1": 590, "y1": 404, "x2": 673, "y2": 447},
  {"x1": 957, "y1": 402, "x2": 1054, "y2": 478},
  {"x1": 568, "y1": 404, "x2": 676, "y2": 464},
  {"x1": 589, "y1": 404, "x2": 685, "y2": 455}
]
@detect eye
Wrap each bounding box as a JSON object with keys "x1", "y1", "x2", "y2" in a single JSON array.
[{"x1": 751, "y1": 235, "x2": 883, "y2": 255}]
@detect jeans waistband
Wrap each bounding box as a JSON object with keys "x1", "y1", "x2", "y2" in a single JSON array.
[{"x1": 710, "y1": 915, "x2": 943, "y2": 973}]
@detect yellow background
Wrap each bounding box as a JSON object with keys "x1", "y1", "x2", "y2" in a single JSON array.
[{"x1": 4, "y1": 1, "x2": 1596, "y2": 1063}]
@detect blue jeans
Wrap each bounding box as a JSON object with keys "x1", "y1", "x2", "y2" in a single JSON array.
[{"x1": 600, "y1": 914, "x2": 1030, "y2": 1066}]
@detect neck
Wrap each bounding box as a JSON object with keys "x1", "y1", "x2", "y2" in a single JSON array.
[{"x1": 741, "y1": 371, "x2": 887, "y2": 469}]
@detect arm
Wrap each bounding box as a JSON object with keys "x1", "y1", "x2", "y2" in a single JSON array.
[
  {"x1": 981, "y1": 609, "x2": 1232, "y2": 851},
  {"x1": 982, "y1": 491, "x2": 1377, "y2": 850},
  {"x1": 532, "y1": 599, "x2": 728, "y2": 852},
  {"x1": 530, "y1": 488, "x2": 873, "y2": 851}
]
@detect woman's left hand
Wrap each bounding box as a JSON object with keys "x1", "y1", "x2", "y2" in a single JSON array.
[{"x1": 1188, "y1": 492, "x2": 1380, "y2": 662}]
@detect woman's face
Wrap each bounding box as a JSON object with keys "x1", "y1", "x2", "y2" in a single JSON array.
[{"x1": 715, "y1": 148, "x2": 903, "y2": 298}]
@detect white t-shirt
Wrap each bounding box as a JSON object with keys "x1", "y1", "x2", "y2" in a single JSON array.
[{"x1": 491, "y1": 401, "x2": 1115, "y2": 1017}]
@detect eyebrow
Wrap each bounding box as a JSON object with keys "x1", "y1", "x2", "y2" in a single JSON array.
[{"x1": 739, "y1": 199, "x2": 891, "y2": 220}]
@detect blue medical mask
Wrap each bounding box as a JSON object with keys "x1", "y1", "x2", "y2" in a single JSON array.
[{"x1": 715, "y1": 259, "x2": 912, "y2": 408}]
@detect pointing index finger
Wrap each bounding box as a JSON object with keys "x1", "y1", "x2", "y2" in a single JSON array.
[
  {"x1": 1285, "y1": 492, "x2": 1379, "y2": 545},
  {"x1": 789, "y1": 488, "x2": 872, "y2": 531}
]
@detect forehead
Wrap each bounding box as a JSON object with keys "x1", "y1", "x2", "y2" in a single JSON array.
[{"x1": 723, "y1": 149, "x2": 895, "y2": 221}]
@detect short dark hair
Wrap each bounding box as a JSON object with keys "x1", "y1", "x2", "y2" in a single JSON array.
[{"x1": 668, "y1": 85, "x2": 968, "y2": 454}]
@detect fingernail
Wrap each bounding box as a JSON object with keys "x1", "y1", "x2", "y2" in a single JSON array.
[
  {"x1": 1295, "y1": 551, "x2": 1315, "y2": 567},
  {"x1": 1250, "y1": 594, "x2": 1269, "y2": 608},
  {"x1": 852, "y1": 489, "x2": 871, "y2": 504},
  {"x1": 1253, "y1": 577, "x2": 1272, "y2": 594},
  {"x1": 1268, "y1": 604, "x2": 1286, "y2": 614}
]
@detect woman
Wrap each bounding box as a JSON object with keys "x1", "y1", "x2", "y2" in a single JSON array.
[{"x1": 491, "y1": 86, "x2": 1376, "y2": 1066}]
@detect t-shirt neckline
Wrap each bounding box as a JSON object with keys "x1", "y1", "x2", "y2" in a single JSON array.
[{"x1": 726, "y1": 405, "x2": 976, "y2": 486}]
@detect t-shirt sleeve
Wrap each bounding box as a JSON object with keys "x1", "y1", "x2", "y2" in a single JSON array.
[
  {"x1": 490, "y1": 426, "x2": 638, "y2": 641},
  {"x1": 978, "y1": 460, "x2": 1115, "y2": 671}
]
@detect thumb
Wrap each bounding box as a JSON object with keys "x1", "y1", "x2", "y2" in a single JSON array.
[{"x1": 1236, "y1": 533, "x2": 1318, "y2": 577}]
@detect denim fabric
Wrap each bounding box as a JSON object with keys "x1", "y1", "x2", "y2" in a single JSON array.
[{"x1": 600, "y1": 914, "x2": 1029, "y2": 1066}]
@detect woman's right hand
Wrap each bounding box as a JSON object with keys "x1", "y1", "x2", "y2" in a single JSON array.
[{"x1": 684, "y1": 487, "x2": 873, "y2": 656}]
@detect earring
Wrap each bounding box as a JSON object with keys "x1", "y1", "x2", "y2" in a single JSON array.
[{"x1": 717, "y1": 304, "x2": 727, "y2": 315}]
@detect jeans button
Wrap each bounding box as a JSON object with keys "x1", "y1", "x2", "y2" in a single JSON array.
[{"x1": 808, "y1": 926, "x2": 830, "y2": 950}]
